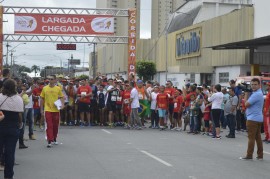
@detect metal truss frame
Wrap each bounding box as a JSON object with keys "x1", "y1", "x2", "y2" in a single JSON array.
[
  {"x1": 3, "y1": 34, "x2": 128, "y2": 44},
  {"x1": 3, "y1": 6, "x2": 129, "y2": 16}
]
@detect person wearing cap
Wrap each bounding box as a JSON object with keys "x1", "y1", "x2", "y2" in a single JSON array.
[
  {"x1": 40, "y1": 75, "x2": 64, "y2": 148},
  {"x1": 136, "y1": 80, "x2": 149, "y2": 127},
  {"x1": 164, "y1": 81, "x2": 176, "y2": 129},
  {"x1": 263, "y1": 82, "x2": 270, "y2": 143}
]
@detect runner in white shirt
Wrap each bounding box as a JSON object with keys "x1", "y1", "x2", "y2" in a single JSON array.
[
  {"x1": 130, "y1": 81, "x2": 142, "y2": 129},
  {"x1": 150, "y1": 86, "x2": 159, "y2": 128}
]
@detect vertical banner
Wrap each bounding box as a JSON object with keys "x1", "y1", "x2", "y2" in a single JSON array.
[
  {"x1": 0, "y1": 6, "x2": 3, "y2": 77},
  {"x1": 128, "y1": 8, "x2": 137, "y2": 77}
]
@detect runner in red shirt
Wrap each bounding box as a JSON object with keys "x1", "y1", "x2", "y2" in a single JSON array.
[
  {"x1": 77, "y1": 79, "x2": 92, "y2": 126},
  {"x1": 156, "y1": 85, "x2": 169, "y2": 130},
  {"x1": 183, "y1": 84, "x2": 197, "y2": 109},
  {"x1": 172, "y1": 90, "x2": 183, "y2": 131},
  {"x1": 32, "y1": 81, "x2": 44, "y2": 129},
  {"x1": 164, "y1": 81, "x2": 176, "y2": 128},
  {"x1": 122, "y1": 82, "x2": 132, "y2": 128}
]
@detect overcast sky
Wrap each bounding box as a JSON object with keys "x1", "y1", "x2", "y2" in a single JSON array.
[{"x1": 1, "y1": 0, "x2": 151, "y2": 69}]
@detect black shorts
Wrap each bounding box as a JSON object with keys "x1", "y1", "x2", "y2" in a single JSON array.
[
  {"x1": 98, "y1": 104, "x2": 105, "y2": 109},
  {"x1": 173, "y1": 112, "x2": 179, "y2": 119},
  {"x1": 168, "y1": 103, "x2": 174, "y2": 115},
  {"x1": 107, "y1": 102, "x2": 116, "y2": 112},
  {"x1": 211, "y1": 109, "x2": 222, "y2": 128},
  {"x1": 204, "y1": 120, "x2": 209, "y2": 128},
  {"x1": 116, "y1": 104, "x2": 122, "y2": 110},
  {"x1": 78, "y1": 102, "x2": 91, "y2": 113}
]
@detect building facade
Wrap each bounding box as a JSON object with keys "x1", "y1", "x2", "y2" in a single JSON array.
[
  {"x1": 96, "y1": 0, "x2": 140, "y2": 37},
  {"x1": 151, "y1": 0, "x2": 185, "y2": 39}
]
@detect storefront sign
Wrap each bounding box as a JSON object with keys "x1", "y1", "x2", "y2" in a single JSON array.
[
  {"x1": 14, "y1": 14, "x2": 114, "y2": 35},
  {"x1": 176, "y1": 27, "x2": 201, "y2": 59},
  {"x1": 128, "y1": 9, "x2": 137, "y2": 77}
]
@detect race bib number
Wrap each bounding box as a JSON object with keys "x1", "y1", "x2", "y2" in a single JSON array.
[
  {"x1": 111, "y1": 96, "x2": 116, "y2": 101},
  {"x1": 139, "y1": 94, "x2": 143, "y2": 100},
  {"x1": 117, "y1": 97, "x2": 122, "y2": 102},
  {"x1": 174, "y1": 103, "x2": 177, "y2": 108},
  {"x1": 81, "y1": 92, "x2": 86, "y2": 96},
  {"x1": 124, "y1": 99, "x2": 129, "y2": 104}
]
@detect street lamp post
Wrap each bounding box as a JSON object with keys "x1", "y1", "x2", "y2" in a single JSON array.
[{"x1": 6, "y1": 42, "x2": 26, "y2": 66}]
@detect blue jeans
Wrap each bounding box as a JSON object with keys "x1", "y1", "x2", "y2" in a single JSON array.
[
  {"x1": 220, "y1": 110, "x2": 227, "y2": 128},
  {"x1": 24, "y1": 108, "x2": 34, "y2": 136},
  {"x1": 190, "y1": 115, "x2": 198, "y2": 132},
  {"x1": 19, "y1": 108, "x2": 34, "y2": 144},
  {"x1": 0, "y1": 127, "x2": 20, "y2": 178},
  {"x1": 226, "y1": 114, "x2": 236, "y2": 136}
]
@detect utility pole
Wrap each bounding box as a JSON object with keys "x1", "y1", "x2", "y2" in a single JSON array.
[
  {"x1": 6, "y1": 43, "x2": 10, "y2": 66},
  {"x1": 93, "y1": 43, "x2": 96, "y2": 78}
]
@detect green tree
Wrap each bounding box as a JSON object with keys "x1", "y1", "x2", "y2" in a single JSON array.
[
  {"x1": 76, "y1": 74, "x2": 89, "y2": 80},
  {"x1": 136, "y1": 60, "x2": 157, "y2": 81},
  {"x1": 18, "y1": 65, "x2": 31, "y2": 74},
  {"x1": 31, "y1": 65, "x2": 40, "y2": 77}
]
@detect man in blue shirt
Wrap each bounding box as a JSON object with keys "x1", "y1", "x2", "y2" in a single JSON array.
[{"x1": 240, "y1": 78, "x2": 264, "y2": 160}]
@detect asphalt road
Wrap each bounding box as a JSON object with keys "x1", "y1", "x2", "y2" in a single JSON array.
[{"x1": 2, "y1": 125, "x2": 270, "y2": 179}]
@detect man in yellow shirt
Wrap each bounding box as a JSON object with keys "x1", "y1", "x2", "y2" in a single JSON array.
[{"x1": 40, "y1": 75, "x2": 64, "y2": 148}]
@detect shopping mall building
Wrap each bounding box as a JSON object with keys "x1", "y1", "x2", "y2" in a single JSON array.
[{"x1": 95, "y1": 0, "x2": 270, "y2": 88}]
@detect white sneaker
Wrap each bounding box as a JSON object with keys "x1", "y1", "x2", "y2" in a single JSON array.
[
  {"x1": 0, "y1": 165, "x2": 4, "y2": 171},
  {"x1": 176, "y1": 128, "x2": 182, "y2": 131},
  {"x1": 52, "y1": 141, "x2": 59, "y2": 145},
  {"x1": 47, "y1": 143, "x2": 52, "y2": 148},
  {"x1": 171, "y1": 127, "x2": 177, "y2": 131}
]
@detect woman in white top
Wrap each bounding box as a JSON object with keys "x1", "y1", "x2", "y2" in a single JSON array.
[
  {"x1": 150, "y1": 86, "x2": 159, "y2": 128},
  {"x1": 0, "y1": 79, "x2": 24, "y2": 179},
  {"x1": 208, "y1": 84, "x2": 224, "y2": 139}
]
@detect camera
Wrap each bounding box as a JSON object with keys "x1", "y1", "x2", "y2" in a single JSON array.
[{"x1": 238, "y1": 82, "x2": 252, "y2": 92}]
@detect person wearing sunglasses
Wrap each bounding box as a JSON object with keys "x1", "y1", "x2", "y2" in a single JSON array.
[{"x1": 40, "y1": 75, "x2": 64, "y2": 148}]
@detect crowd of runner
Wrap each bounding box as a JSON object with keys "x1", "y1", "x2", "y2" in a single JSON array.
[
  {"x1": 1, "y1": 68, "x2": 270, "y2": 178},
  {"x1": 1, "y1": 71, "x2": 269, "y2": 138}
]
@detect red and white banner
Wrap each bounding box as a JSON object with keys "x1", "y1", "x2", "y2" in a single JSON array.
[
  {"x1": 128, "y1": 9, "x2": 137, "y2": 77},
  {"x1": 14, "y1": 14, "x2": 114, "y2": 35}
]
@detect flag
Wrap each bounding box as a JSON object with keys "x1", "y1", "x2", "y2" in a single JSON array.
[{"x1": 138, "y1": 99, "x2": 150, "y2": 118}]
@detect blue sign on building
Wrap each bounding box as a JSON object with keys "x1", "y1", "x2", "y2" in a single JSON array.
[{"x1": 176, "y1": 27, "x2": 201, "y2": 59}]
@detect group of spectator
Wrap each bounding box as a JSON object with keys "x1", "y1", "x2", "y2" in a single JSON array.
[{"x1": 0, "y1": 68, "x2": 269, "y2": 178}]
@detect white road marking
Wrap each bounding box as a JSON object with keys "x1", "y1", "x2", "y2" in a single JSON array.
[
  {"x1": 140, "y1": 150, "x2": 173, "y2": 167},
  {"x1": 127, "y1": 142, "x2": 132, "y2": 145},
  {"x1": 263, "y1": 151, "x2": 270, "y2": 155},
  {"x1": 102, "y1": 129, "x2": 112, "y2": 134},
  {"x1": 188, "y1": 176, "x2": 197, "y2": 179}
]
